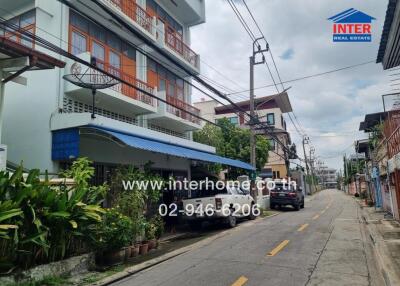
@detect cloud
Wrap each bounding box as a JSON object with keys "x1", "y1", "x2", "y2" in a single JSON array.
[
  {"x1": 190, "y1": 0, "x2": 388, "y2": 170},
  {"x1": 280, "y1": 48, "x2": 294, "y2": 60}
]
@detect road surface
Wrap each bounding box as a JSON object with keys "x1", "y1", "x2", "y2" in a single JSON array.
[{"x1": 112, "y1": 190, "x2": 384, "y2": 286}]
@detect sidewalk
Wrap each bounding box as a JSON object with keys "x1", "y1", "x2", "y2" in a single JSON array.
[
  {"x1": 307, "y1": 193, "x2": 383, "y2": 286},
  {"x1": 356, "y1": 199, "x2": 400, "y2": 286}
]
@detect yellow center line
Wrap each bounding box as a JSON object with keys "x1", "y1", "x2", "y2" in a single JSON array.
[
  {"x1": 312, "y1": 214, "x2": 320, "y2": 220},
  {"x1": 297, "y1": 223, "x2": 309, "y2": 232},
  {"x1": 267, "y1": 240, "x2": 290, "y2": 256},
  {"x1": 231, "y1": 276, "x2": 248, "y2": 286}
]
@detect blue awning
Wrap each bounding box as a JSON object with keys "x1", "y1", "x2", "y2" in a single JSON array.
[{"x1": 91, "y1": 127, "x2": 255, "y2": 171}]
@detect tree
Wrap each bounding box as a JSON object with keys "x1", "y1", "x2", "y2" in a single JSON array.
[{"x1": 193, "y1": 118, "x2": 270, "y2": 176}]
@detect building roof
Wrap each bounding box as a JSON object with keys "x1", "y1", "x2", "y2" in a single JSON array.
[
  {"x1": 328, "y1": 8, "x2": 376, "y2": 23},
  {"x1": 214, "y1": 92, "x2": 292, "y2": 114},
  {"x1": 359, "y1": 112, "x2": 387, "y2": 132},
  {"x1": 377, "y1": 0, "x2": 399, "y2": 68}
]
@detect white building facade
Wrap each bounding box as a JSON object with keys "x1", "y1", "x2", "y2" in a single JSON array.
[{"x1": 1, "y1": 0, "x2": 254, "y2": 183}]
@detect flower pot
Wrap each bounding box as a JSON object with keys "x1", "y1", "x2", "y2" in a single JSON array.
[
  {"x1": 131, "y1": 244, "x2": 140, "y2": 257},
  {"x1": 100, "y1": 249, "x2": 125, "y2": 266},
  {"x1": 148, "y1": 239, "x2": 157, "y2": 250},
  {"x1": 139, "y1": 242, "x2": 149, "y2": 255},
  {"x1": 124, "y1": 246, "x2": 131, "y2": 262}
]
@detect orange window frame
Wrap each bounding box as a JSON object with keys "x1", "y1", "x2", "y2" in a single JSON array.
[
  {"x1": 4, "y1": 23, "x2": 36, "y2": 48},
  {"x1": 68, "y1": 25, "x2": 89, "y2": 55}
]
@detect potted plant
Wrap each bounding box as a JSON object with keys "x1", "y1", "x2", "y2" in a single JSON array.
[
  {"x1": 93, "y1": 208, "x2": 134, "y2": 266},
  {"x1": 145, "y1": 221, "x2": 157, "y2": 250}
]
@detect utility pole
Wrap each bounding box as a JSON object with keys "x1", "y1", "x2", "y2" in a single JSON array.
[
  {"x1": 309, "y1": 146, "x2": 316, "y2": 194},
  {"x1": 302, "y1": 136, "x2": 311, "y2": 195},
  {"x1": 249, "y1": 37, "x2": 268, "y2": 203}
]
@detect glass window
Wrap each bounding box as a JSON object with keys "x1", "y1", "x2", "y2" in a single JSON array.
[
  {"x1": 148, "y1": 58, "x2": 157, "y2": 72},
  {"x1": 229, "y1": 116, "x2": 238, "y2": 125},
  {"x1": 70, "y1": 11, "x2": 89, "y2": 33},
  {"x1": 123, "y1": 45, "x2": 136, "y2": 60},
  {"x1": 168, "y1": 82, "x2": 175, "y2": 97},
  {"x1": 109, "y1": 50, "x2": 121, "y2": 77},
  {"x1": 176, "y1": 78, "x2": 184, "y2": 88},
  {"x1": 89, "y1": 22, "x2": 106, "y2": 43},
  {"x1": 91, "y1": 41, "x2": 105, "y2": 68},
  {"x1": 21, "y1": 27, "x2": 34, "y2": 47},
  {"x1": 20, "y1": 10, "x2": 35, "y2": 28},
  {"x1": 158, "y1": 78, "x2": 166, "y2": 91},
  {"x1": 71, "y1": 30, "x2": 87, "y2": 55},
  {"x1": 107, "y1": 33, "x2": 121, "y2": 51},
  {"x1": 267, "y1": 113, "x2": 275, "y2": 125},
  {"x1": 268, "y1": 139, "x2": 276, "y2": 151}
]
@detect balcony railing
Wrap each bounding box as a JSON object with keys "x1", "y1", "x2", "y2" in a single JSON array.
[
  {"x1": 96, "y1": 59, "x2": 155, "y2": 107},
  {"x1": 166, "y1": 95, "x2": 200, "y2": 125},
  {"x1": 387, "y1": 125, "x2": 400, "y2": 158},
  {"x1": 105, "y1": 0, "x2": 153, "y2": 34},
  {"x1": 165, "y1": 28, "x2": 199, "y2": 69}
]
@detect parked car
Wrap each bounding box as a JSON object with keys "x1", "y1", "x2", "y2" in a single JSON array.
[
  {"x1": 182, "y1": 185, "x2": 257, "y2": 228},
  {"x1": 270, "y1": 182, "x2": 304, "y2": 211}
]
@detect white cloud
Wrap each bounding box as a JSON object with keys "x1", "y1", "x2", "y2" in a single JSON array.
[{"x1": 191, "y1": 0, "x2": 389, "y2": 170}]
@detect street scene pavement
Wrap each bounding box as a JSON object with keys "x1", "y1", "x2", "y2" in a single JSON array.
[{"x1": 112, "y1": 190, "x2": 383, "y2": 286}]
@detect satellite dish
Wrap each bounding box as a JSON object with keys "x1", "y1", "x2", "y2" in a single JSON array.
[{"x1": 63, "y1": 58, "x2": 119, "y2": 118}]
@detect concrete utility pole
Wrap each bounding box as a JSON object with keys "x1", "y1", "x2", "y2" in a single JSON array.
[
  {"x1": 302, "y1": 136, "x2": 311, "y2": 194},
  {"x1": 309, "y1": 146, "x2": 316, "y2": 194},
  {"x1": 249, "y1": 37, "x2": 268, "y2": 203}
]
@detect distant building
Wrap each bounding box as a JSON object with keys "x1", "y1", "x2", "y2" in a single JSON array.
[
  {"x1": 194, "y1": 92, "x2": 293, "y2": 178},
  {"x1": 316, "y1": 166, "x2": 337, "y2": 189}
]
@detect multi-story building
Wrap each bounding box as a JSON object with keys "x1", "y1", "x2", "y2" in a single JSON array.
[
  {"x1": 315, "y1": 165, "x2": 337, "y2": 189},
  {"x1": 1, "y1": 0, "x2": 253, "y2": 183},
  {"x1": 194, "y1": 92, "x2": 293, "y2": 178}
]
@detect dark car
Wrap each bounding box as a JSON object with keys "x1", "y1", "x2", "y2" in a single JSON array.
[{"x1": 269, "y1": 182, "x2": 304, "y2": 211}]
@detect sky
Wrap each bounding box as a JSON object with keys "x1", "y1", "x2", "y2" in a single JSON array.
[{"x1": 190, "y1": 0, "x2": 392, "y2": 172}]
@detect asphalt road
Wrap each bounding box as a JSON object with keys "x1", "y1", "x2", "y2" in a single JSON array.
[{"x1": 112, "y1": 190, "x2": 384, "y2": 286}]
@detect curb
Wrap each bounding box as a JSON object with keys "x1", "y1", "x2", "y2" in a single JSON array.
[
  {"x1": 358, "y1": 205, "x2": 400, "y2": 286},
  {"x1": 91, "y1": 213, "x2": 280, "y2": 286}
]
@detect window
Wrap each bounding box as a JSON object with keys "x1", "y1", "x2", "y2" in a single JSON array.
[
  {"x1": 228, "y1": 116, "x2": 238, "y2": 125},
  {"x1": 268, "y1": 139, "x2": 276, "y2": 151},
  {"x1": 70, "y1": 11, "x2": 89, "y2": 33},
  {"x1": 3, "y1": 10, "x2": 36, "y2": 47},
  {"x1": 267, "y1": 113, "x2": 275, "y2": 125},
  {"x1": 91, "y1": 41, "x2": 105, "y2": 67},
  {"x1": 71, "y1": 30, "x2": 87, "y2": 55},
  {"x1": 109, "y1": 50, "x2": 121, "y2": 76}
]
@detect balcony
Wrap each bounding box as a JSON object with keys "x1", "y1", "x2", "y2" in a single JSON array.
[
  {"x1": 155, "y1": 21, "x2": 200, "y2": 73},
  {"x1": 148, "y1": 91, "x2": 201, "y2": 132},
  {"x1": 101, "y1": 0, "x2": 157, "y2": 41},
  {"x1": 64, "y1": 53, "x2": 157, "y2": 116}
]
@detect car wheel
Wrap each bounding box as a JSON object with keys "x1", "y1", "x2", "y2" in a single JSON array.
[
  {"x1": 226, "y1": 209, "x2": 237, "y2": 228},
  {"x1": 300, "y1": 200, "x2": 305, "y2": 209},
  {"x1": 248, "y1": 203, "x2": 257, "y2": 220},
  {"x1": 270, "y1": 203, "x2": 275, "y2": 210},
  {"x1": 294, "y1": 203, "x2": 300, "y2": 211}
]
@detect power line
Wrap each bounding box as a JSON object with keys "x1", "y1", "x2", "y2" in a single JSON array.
[
  {"x1": 231, "y1": 0, "x2": 304, "y2": 139},
  {"x1": 226, "y1": 60, "x2": 375, "y2": 95}
]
